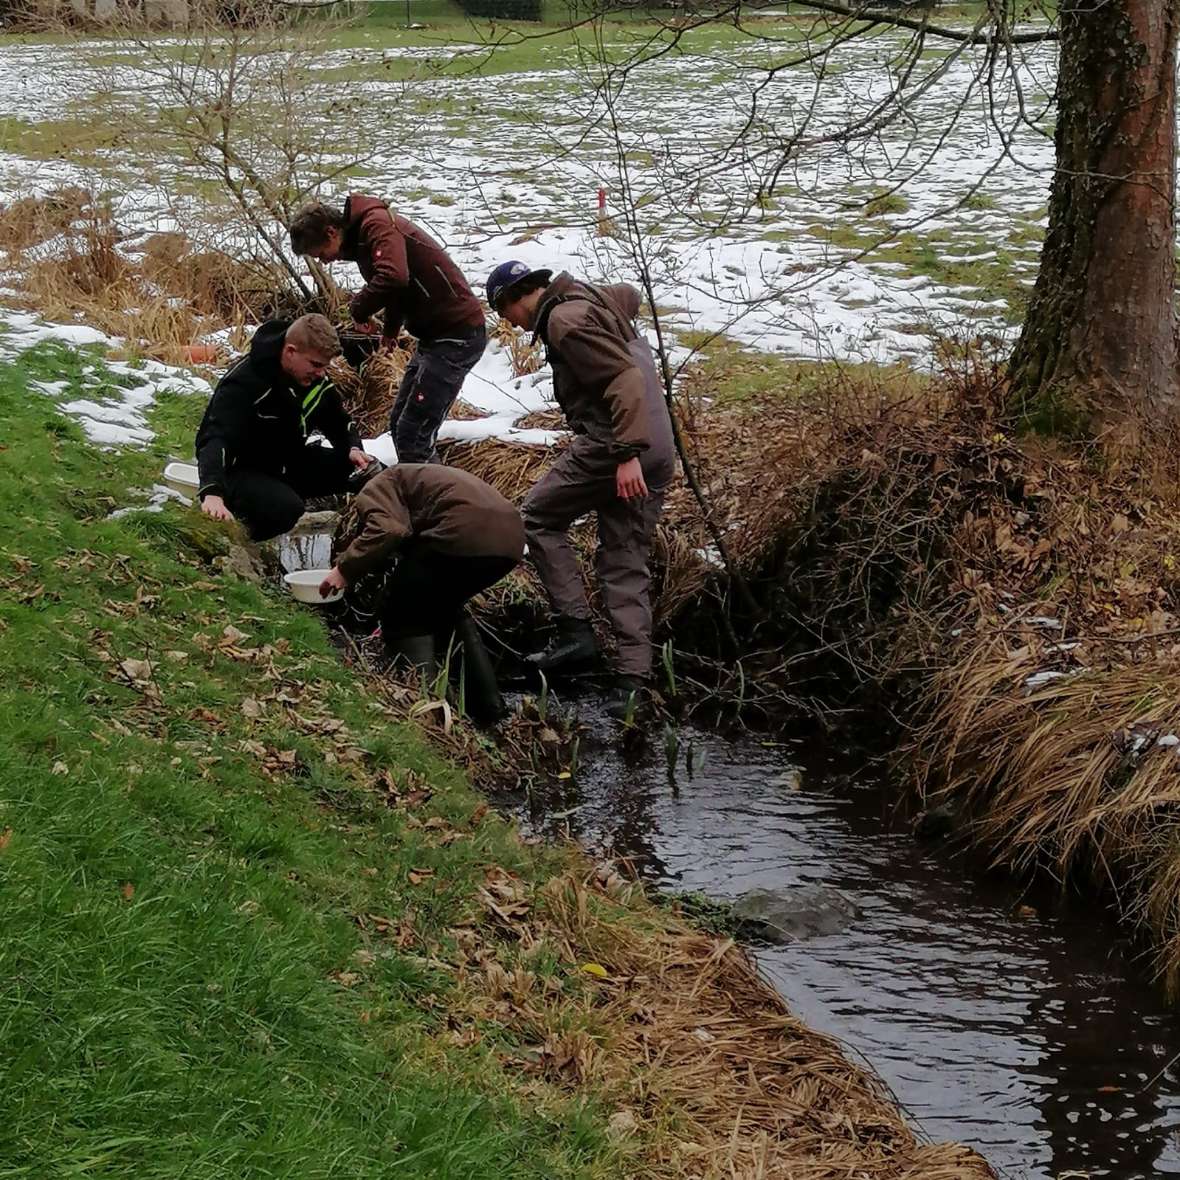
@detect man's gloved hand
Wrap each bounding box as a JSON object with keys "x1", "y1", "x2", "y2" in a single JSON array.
[{"x1": 348, "y1": 455, "x2": 385, "y2": 493}]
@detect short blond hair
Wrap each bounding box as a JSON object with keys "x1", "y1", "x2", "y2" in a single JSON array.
[{"x1": 285, "y1": 314, "x2": 341, "y2": 359}]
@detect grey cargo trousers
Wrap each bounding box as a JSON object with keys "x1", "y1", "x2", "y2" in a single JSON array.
[{"x1": 522, "y1": 339, "x2": 676, "y2": 679}]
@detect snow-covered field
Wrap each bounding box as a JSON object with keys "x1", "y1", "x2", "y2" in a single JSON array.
[{"x1": 0, "y1": 18, "x2": 1060, "y2": 432}]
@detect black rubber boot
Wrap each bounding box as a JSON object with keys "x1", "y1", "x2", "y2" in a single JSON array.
[
  {"x1": 528, "y1": 617, "x2": 599, "y2": 677},
  {"x1": 605, "y1": 675, "x2": 648, "y2": 723},
  {"x1": 386, "y1": 632, "x2": 437, "y2": 682},
  {"x1": 456, "y1": 614, "x2": 506, "y2": 726}
]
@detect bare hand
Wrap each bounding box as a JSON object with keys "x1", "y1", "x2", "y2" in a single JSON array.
[
  {"x1": 380, "y1": 335, "x2": 398, "y2": 353},
  {"x1": 201, "y1": 493, "x2": 235, "y2": 522},
  {"x1": 348, "y1": 447, "x2": 373, "y2": 470},
  {"x1": 319, "y1": 567, "x2": 347, "y2": 598},
  {"x1": 352, "y1": 319, "x2": 378, "y2": 335},
  {"x1": 616, "y1": 457, "x2": 648, "y2": 500}
]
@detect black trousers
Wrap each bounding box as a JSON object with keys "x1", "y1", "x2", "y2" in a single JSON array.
[
  {"x1": 223, "y1": 445, "x2": 352, "y2": 541},
  {"x1": 379, "y1": 547, "x2": 518, "y2": 639},
  {"x1": 390, "y1": 327, "x2": 486, "y2": 463}
]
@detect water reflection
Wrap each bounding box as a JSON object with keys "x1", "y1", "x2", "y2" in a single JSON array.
[
  {"x1": 512, "y1": 712, "x2": 1180, "y2": 1178},
  {"x1": 278, "y1": 530, "x2": 333, "y2": 573}
]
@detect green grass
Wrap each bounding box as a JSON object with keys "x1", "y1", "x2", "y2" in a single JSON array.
[
  {"x1": 873, "y1": 232, "x2": 1032, "y2": 323},
  {"x1": 960, "y1": 191, "x2": 999, "y2": 213},
  {"x1": 0, "y1": 340, "x2": 630, "y2": 1179},
  {"x1": 0, "y1": 114, "x2": 127, "y2": 162},
  {"x1": 676, "y1": 331, "x2": 920, "y2": 405},
  {"x1": 863, "y1": 191, "x2": 910, "y2": 218}
]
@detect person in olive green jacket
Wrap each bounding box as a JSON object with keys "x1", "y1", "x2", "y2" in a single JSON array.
[{"x1": 486, "y1": 261, "x2": 677, "y2": 718}]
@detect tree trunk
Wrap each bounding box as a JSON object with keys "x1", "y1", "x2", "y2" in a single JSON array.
[{"x1": 1007, "y1": 0, "x2": 1178, "y2": 434}]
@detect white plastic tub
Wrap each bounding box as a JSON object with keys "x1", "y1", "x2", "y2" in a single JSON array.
[
  {"x1": 283, "y1": 569, "x2": 343, "y2": 605},
  {"x1": 163, "y1": 461, "x2": 200, "y2": 498}
]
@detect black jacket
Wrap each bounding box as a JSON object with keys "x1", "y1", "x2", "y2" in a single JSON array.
[{"x1": 195, "y1": 320, "x2": 361, "y2": 500}]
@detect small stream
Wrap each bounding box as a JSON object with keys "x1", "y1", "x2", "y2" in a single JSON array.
[
  {"x1": 508, "y1": 707, "x2": 1180, "y2": 1179},
  {"x1": 277, "y1": 531, "x2": 1180, "y2": 1177}
]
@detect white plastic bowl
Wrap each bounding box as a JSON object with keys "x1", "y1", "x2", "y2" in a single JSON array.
[
  {"x1": 163, "y1": 461, "x2": 200, "y2": 498},
  {"x1": 283, "y1": 569, "x2": 343, "y2": 605}
]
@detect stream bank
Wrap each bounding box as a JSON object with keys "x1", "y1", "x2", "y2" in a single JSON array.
[
  {"x1": 509, "y1": 705, "x2": 1180, "y2": 1178},
  {"x1": 276, "y1": 510, "x2": 1180, "y2": 1178}
]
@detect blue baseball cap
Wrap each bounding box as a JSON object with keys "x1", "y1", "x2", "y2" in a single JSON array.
[{"x1": 486, "y1": 260, "x2": 552, "y2": 310}]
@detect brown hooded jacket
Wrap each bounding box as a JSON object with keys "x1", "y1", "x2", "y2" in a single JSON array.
[{"x1": 340, "y1": 195, "x2": 484, "y2": 341}]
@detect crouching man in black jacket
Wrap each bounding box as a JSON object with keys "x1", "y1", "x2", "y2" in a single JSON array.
[{"x1": 195, "y1": 315, "x2": 373, "y2": 540}]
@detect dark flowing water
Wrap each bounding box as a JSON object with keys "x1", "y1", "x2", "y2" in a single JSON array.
[{"x1": 509, "y1": 708, "x2": 1180, "y2": 1179}]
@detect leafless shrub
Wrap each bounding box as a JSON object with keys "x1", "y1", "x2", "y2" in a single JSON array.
[{"x1": 93, "y1": 0, "x2": 384, "y2": 306}]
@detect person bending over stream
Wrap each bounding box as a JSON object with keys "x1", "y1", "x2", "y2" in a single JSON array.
[
  {"x1": 289, "y1": 195, "x2": 487, "y2": 464},
  {"x1": 486, "y1": 260, "x2": 676, "y2": 720},
  {"x1": 195, "y1": 315, "x2": 374, "y2": 541},
  {"x1": 319, "y1": 464, "x2": 524, "y2": 723}
]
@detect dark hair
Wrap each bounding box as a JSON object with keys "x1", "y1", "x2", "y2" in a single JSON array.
[
  {"x1": 289, "y1": 202, "x2": 345, "y2": 254},
  {"x1": 496, "y1": 273, "x2": 550, "y2": 309}
]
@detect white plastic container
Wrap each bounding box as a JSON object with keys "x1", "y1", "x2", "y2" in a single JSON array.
[
  {"x1": 283, "y1": 569, "x2": 343, "y2": 605},
  {"x1": 163, "y1": 461, "x2": 200, "y2": 498}
]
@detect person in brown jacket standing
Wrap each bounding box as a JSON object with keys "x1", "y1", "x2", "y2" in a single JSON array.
[
  {"x1": 486, "y1": 261, "x2": 677, "y2": 719},
  {"x1": 289, "y1": 196, "x2": 487, "y2": 463},
  {"x1": 318, "y1": 464, "x2": 524, "y2": 722}
]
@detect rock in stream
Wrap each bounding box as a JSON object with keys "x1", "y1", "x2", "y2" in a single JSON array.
[{"x1": 732, "y1": 884, "x2": 862, "y2": 943}]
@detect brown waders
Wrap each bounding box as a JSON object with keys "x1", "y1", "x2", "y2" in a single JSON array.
[{"x1": 522, "y1": 334, "x2": 676, "y2": 680}]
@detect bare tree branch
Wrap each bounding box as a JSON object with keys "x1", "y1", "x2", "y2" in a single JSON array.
[{"x1": 785, "y1": 0, "x2": 1058, "y2": 45}]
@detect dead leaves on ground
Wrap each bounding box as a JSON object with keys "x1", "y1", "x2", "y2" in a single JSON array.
[
  {"x1": 355, "y1": 909, "x2": 418, "y2": 950},
  {"x1": 376, "y1": 767, "x2": 432, "y2": 810},
  {"x1": 478, "y1": 866, "x2": 532, "y2": 932},
  {"x1": 238, "y1": 740, "x2": 304, "y2": 779}
]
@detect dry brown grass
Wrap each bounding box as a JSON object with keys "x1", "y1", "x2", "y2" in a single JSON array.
[
  {"x1": 330, "y1": 348, "x2": 413, "y2": 439},
  {"x1": 142, "y1": 237, "x2": 291, "y2": 321},
  {"x1": 17, "y1": 208, "x2": 214, "y2": 364},
  {"x1": 512, "y1": 407, "x2": 565, "y2": 431},
  {"x1": 911, "y1": 644, "x2": 1180, "y2": 994},
  {"x1": 4, "y1": 195, "x2": 302, "y2": 364},
  {"x1": 435, "y1": 865, "x2": 993, "y2": 1179},
  {"x1": 493, "y1": 315, "x2": 543, "y2": 376},
  {"x1": 0, "y1": 186, "x2": 91, "y2": 251}
]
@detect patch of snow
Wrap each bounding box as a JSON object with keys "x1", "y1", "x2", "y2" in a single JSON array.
[
  {"x1": 0, "y1": 308, "x2": 210, "y2": 447},
  {"x1": 109, "y1": 482, "x2": 193, "y2": 518},
  {"x1": 437, "y1": 418, "x2": 563, "y2": 447},
  {"x1": 1025, "y1": 668, "x2": 1089, "y2": 691},
  {"x1": 693, "y1": 545, "x2": 725, "y2": 569},
  {"x1": 362, "y1": 434, "x2": 398, "y2": 466}
]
